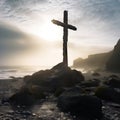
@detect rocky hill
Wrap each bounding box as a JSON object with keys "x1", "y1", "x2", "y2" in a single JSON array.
[
  {"x1": 73, "y1": 39, "x2": 120, "y2": 72},
  {"x1": 73, "y1": 52, "x2": 112, "y2": 70},
  {"x1": 106, "y1": 39, "x2": 120, "y2": 72}
]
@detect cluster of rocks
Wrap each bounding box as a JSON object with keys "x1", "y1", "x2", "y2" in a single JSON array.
[
  {"x1": 8, "y1": 63, "x2": 120, "y2": 120},
  {"x1": 106, "y1": 39, "x2": 120, "y2": 72}
]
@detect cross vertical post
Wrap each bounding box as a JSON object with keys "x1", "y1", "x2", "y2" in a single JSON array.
[
  {"x1": 52, "y1": 10, "x2": 77, "y2": 67},
  {"x1": 63, "y1": 10, "x2": 68, "y2": 66}
]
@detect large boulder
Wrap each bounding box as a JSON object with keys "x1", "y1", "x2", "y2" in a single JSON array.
[
  {"x1": 28, "y1": 85, "x2": 46, "y2": 99},
  {"x1": 79, "y1": 79, "x2": 100, "y2": 88},
  {"x1": 106, "y1": 39, "x2": 120, "y2": 72},
  {"x1": 9, "y1": 88, "x2": 37, "y2": 106},
  {"x1": 57, "y1": 87, "x2": 103, "y2": 119},
  {"x1": 95, "y1": 86, "x2": 120, "y2": 104},
  {"x1": 49, "y1": 69, "x2": 84, "y2": 89},
  {"x1": 9, "y1": 63, "x2": 85, "y2": 106},
  {"x1": 104, "y1": 76, "x2": 120, "y2": 88},
  {"x1": 24, "y1": 62, "x2": 84, "y2": 93}
]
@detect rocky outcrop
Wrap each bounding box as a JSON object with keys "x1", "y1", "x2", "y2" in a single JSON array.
[
  {"x1": 106, "y1": 39, "x2": 120, "y2": 72},
  {"x1": 57, "y1": 87, "x2": 103, "y2": 119},
  {"x1": 73, "y1": 52, "x2": 112, "y2": 70},
  {"x1": 104, "y1": 75, "x2": 120, "y2": 88},
  {"x1": 95, "y1": 86, "x2": 120, "y2": 104},
  {"x1": 24, "y1": 62, "x2": 84, "y2": 92},
  {"x1": 73, "y1": 39, "x2": 120, "y2": 72},
  {"x1": 9, "y1": 88, "x2": 37, "y2": 106},
  {"x1": 9, "y1": 63, "x2": 84, "y2": 106}
]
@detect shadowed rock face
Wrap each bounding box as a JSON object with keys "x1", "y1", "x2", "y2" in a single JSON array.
[
  {"x1": 95, "y1": 86, "x2": 120, "y2": 104},
  {"x1": 106, "y1": 39, "x2": 120, "y2": 72},
  {"x1": 73, "y1": 39, "x2": 120, "y2": 72},
  {"x1": 24, "y1": 62, "x2": 84, "y2": 92},
  {"x1": 73, "y1": 51, "x2": 112, "y2": 70},
  {"x1": 57, "y1": 87, "x2": 103, "y2": 119},
  {"x1": 9, "y1": 88, "x2": 37, "y2": 106},
  {"x1": 9, "y1": 63, "x2": 84, "y2": 106}
]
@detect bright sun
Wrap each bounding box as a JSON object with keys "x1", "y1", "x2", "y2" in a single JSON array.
[
  {"x1": 29, "y1": 19, "x2": 62, "y2": 41},
  {"x1": 40, "y1": 21, "x2": 62, "y2": 41}
]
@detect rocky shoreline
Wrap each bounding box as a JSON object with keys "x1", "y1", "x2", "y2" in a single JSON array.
[{"x1": 0, "y1": 63, "x2": 120, "y2": 120}]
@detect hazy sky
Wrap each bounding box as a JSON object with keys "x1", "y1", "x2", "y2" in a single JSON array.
[{"x1": 0, "y1": 0, "x2": 120, "y2": 66}]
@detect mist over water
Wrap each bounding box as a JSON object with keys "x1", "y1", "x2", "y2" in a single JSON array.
[
  {"x1": 0, "y1": 65, "x2": 86, "y2": 79},
  {"x1": 0, "y1": 66, "x2": 52, "y2": 79}
]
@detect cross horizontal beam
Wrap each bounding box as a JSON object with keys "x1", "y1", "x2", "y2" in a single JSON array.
[{"x1": 52, "y1": 19, "x2": 77, "y2": 31}]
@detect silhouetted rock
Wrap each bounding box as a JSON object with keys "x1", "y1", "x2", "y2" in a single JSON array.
[
  {"x1": 24, "y1": 75, "x2": 31, "y2": 83},
  {"x1": 54, "y1": 87, "x2": 65, "y2": 97},
  {"x1": 95, "y1": 86, "x2": 120, "y2": 104},
  {"x1": 28, "y1": 85, "x2": 46, "y2": 99},
  {"x1": 104, "y1": 76, "x2": 120, "y2": 88},
  {"x1": 9, "y1": 63, "x2": 84, "y2": 106},
  {"x1": 9, "y1": 88, "x2": 36, "y2": 106},
  {"x1": 73, "y1": 52, "x2": 112, "y2": 70},
  {"x1": 51, "y1": 62, "x2": 70, "y2": 71},
  {"x1": 109, "y1": 74, "x2": 120, "y2": 79},
  {"x1": 92, "y1": 72, "x2": 101, "y2": 76},
  {"x1": 24, "y1": 62, "x2": 84, "y2": 93},
  {"x1": 79, "y1": 79, "x2": 100, "y2": 88},
  {"x1": 106, "y1": 39, "x2": 120, "y2": 72},
  {"x1": 57, "y1": 87, "x2": 102, "y2": 119}
]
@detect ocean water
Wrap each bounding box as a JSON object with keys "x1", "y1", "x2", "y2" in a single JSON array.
[
  {"x1": 0, "y1": 66, "x2": 52, "y2": 79},
  {"x1": 0, "y1": 65, "x2": 86, "y2": 79}
]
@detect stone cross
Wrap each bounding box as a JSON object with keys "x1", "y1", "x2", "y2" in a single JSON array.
[{"x1": 52, "y1": 10, "x2": 77, "y2": 67}]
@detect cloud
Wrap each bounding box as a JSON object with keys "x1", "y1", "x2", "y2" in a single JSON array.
[
  {"x1": 0, "y1": 0, "x2": 48, "y2": 23},
  {"x1": 0, "y1": 22, "x2": 26, "y2": 40},
  {"x1": 0, "y1": 22, "x2": 63, "y2": 66},
  {"x1": 0, "y1": 0, "x2": 120, "y2": 65},
  {"x1": 0, "y1": 22, "x2": 43, "y2": 65}
]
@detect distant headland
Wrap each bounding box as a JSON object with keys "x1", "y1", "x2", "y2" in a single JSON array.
[{"x1": 73, "y1": 39, "x2": 120, "y2": 73}]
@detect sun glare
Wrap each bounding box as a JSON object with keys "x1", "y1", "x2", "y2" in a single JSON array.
[
  {"x1": 40, "y1": 20, "x2": 62, "y2": 41},
  {"x1": 29, "y1": 18, "x2": 62, "y2": 42}
]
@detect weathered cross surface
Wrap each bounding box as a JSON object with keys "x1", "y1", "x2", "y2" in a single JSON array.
[{"x1": 52, "y1": 10, "x2": 77, "y2": 67}]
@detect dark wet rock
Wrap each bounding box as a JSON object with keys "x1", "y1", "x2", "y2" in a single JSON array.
[
  {"x1": 51, "y1": 62, "x2": 70, "y2": 71},
  {"x1": 92, "y1": 72, "x2": 101, "y2": 76},
  {"x1": 24, "y1": 62, "x2": 84, "y2": 93},
  {"x1": 109, "y1": 74, "x2": 120, "y2": 79},
  {"x1": 9, "y1": 63, "x2": 84, "y2": 107},
  {"x1": 54, "y1": 87, "x2": 65, "y2": 97},
  {"x1": 79, "y1": 79, "x2": 100, "y2": 88},
  {"x1": 24, "y1": 75, "x2": 31, "y2": 83},
  {"x1": 28, "y1": 85, "x2": 46, "y2": 99},
  {"x1": 95, "y1": 86, "x2": 120, "y2": 104},
  {"x1": 104, "y1": 77, "x2": 120, "y2": 88},
  {"x1": 57, "y1": 87, "x2": 103, "y2": 119},
  {"x1": 20, "y1": 110, "x2": 32, "y2": 116},
  {"x1": 106, "y1": 39, "x2": 120, "y2": 72},
  {"x1": 9, "y1": 88, "x2": 37, "y2": 106},
  {"x1": 1, "y1": 97, "x2": 9, "y2": 105},
  {"x1": 50, "y1": 69, "x2": 84, "y2": 88}
]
